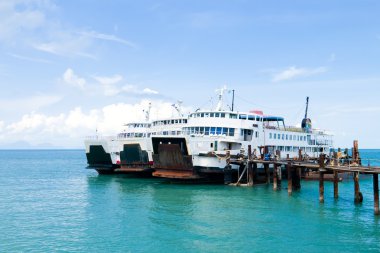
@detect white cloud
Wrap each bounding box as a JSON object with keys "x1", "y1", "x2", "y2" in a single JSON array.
[
  {"x1": 7, "y1": 53, "x2": 51, "y2": 63},
  {"x1": 78, "y1": 31, "x2": 137, "y2": 48},
  {"x1": 63, "y1": 68, "x2": 86, "y2": 90},
  {"x1": 34, "y1": 34, "x2": 96, "y2": 60},
  {"x1": 93, "y1": 75, "x2": 123, "y2": 86},
  {"x1": 0, "y1": 100, "x2": 192, "y2": 147},
  {"x1": 0, "y1": 1, "x2": 47, "y2": 41},
  {"x1": 92, "y1": 74, "x2": 159, "y2": 96},
  {"x1": 0, "y1": 94, "x2": 62, "y2": 112},
  {"x1": 142, "y1": 88, "x2": 159, "y2": 94},
  {"x1": 272, "y1": 66, "x2": 327, "y2": 82}
]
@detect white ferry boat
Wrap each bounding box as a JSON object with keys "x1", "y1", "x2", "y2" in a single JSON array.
[
  {"x1": 84, "y1": 102, "x2": 188, "y2": 174},
  {"x1": 152, "y1": 87, "x2": 334, "y2": 182}
]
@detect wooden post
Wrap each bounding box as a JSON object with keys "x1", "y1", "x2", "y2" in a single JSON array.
[
  {"x1": 273, "y1": 163, "x2": 278, "y2": 190},
  {"x1": 264, "y1": 164, "x2": 270, "y2": 184},
  {"x1": 277, "y1": 165, "x2": 282, "y2": 188},
  {"x1": 293, "y1": 167, "x2": 301, "y2": 190},
  {"x1": 333, "y1": 151, "x2": 338, "y2": 166},
  {"x1": 374, "y1": 174, "x2": 379, "y2": 215},
  {"x1": 352, "y1": 140, "x2": 359, "y2": 164},
  {"x1": 319, "y1": 171, "x2": 324, "y2": 203},
  {"x1": 354, "y1": 172, "x2": 363, "y2": 203},
  {"x1": 333, "y1": 170, "x2": 339, "y2": 199},
  {"x1": 319, "y1": 154, "x2": 325, "y2": 203},
  {"x1": 287, "y1": 162, "x2": 292, "y2": 195},
  {"x1": 253, "y1": 162, "x2": 257, "y2": 183},
  {"x1": 248, "y1": 145, "x2": 254, "y2": 186}
]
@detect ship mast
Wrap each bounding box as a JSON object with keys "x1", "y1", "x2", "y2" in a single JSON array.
[
  {"x1": 304, "y1": 96, "x2": 309, "y2": 119},
  {"x1": 215, "y1": 86, "x2": 227, "y2": 111},
  {"x1": 144, "y1": 102, "x2": 152, "y2": 122},
  {"x1": 171, "y1": 100, "x2": 183, "y2": 117}
]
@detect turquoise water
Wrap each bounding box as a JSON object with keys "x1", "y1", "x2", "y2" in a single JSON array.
[{"x1": 0, "y1": 150, "x2": 379, "y2": 252}]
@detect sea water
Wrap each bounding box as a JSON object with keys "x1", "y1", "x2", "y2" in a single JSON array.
[{"x1": 0, "y1": 150, "x2": 379, "y2": 253}]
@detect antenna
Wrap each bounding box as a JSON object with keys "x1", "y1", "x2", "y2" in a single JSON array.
[
  {"x1": 231, "y1": 89, "x2": 235, "y2": 112},
  {"x1": 143, "y1": 102, "x2": 152, "y2": 122},
  {"x1": 171, "y1": 100, "x2": 183, "y2": 117},
  {"x1": 304, "y1": 97, "x2": 309, "y2": 119}
]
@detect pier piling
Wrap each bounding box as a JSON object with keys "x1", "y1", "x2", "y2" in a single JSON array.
[
  {"x1": 287, "y1": 163, "x2": 292, "y2": 195},
  {"x1": 334, "y1": 171, "x2": 339, "y2": 199},
  {"x1": 374, "y1": 174, "x2": 379, "y2": 215},
  {"x1": 273, "y1": 163, "x2": 278, "y2": 190},
  {"x1": 264, "y1": 164, "x2": 270, "y2": 184},
  {"x1": 354, "y1": 172, "x2": 363, "y2": 203},
  {"x1": 319, "y1": 154, "x2": 325, "y2": 203},
  {"x1": 319, "y1": 172, "x2": 324, "y2": 203},
  {"x1": 248, "y1": 146, "x2": 254, "y2": 186}
]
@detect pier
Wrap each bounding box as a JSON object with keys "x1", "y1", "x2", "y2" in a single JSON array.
[{"x1": 229, "y1": 141, "x2": 380, "y2": 215}]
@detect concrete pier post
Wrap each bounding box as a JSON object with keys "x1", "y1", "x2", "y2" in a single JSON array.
[
  {"x1": 373, "y1": 174, "x2": 379, "y2": 215},
  {"x1": 334, "y1": 170, "x2": 339, "y2": 199},
  {"x1": 287, "y1": 163, "x2": 292, "y2": 196}
]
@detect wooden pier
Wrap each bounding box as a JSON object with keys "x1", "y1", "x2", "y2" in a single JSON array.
[{"x1": 230, "y1": 141, "x2": 380, "y2": 215}]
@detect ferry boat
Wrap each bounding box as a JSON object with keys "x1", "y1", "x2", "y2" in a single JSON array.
[
  {"x1": 152, "y1": 87, "x2": 334, "y2": 182},
  {"x1": 84, "y1": 102, "x2": 188, "y2": 174}
]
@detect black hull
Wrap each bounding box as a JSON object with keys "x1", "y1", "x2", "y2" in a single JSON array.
[{"x1": 86, "y1": 145, "x2": 118, "y2": 174}]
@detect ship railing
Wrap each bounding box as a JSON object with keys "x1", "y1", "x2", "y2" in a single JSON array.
[
  {"x1": 264, "y1": 125, "x2": 328, "y2": 135},
  {"x1": 85, "y1": 135, "x2": 116, "y2": 141}
]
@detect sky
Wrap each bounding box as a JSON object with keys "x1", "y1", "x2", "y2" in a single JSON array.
[{"x1": 0, "y1": 0, "x2": 380, "y2": 148}]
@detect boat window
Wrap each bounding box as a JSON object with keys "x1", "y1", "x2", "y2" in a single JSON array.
[
  {"x1": 229, "y1": 128, "x2": 235, "y2": 136},
  {"x1": 200, "y1": 127, "x2": 204, "y2": 134},
  {"x1": 286, "y1": 134, "x2": 288, "y2": 140},
  {"x1": 210, "y1": 143, "x2": 213, "y2": 148},
  {"x1": 269, "y1": 133, "x2": 272, "y2": 139},
  {"x1": 248, "y1": 115, "x2": 255, "y2": 121},
  {"x1": 273, "y1": 133, "x2": 276, "y2": 139},
  {"x1": 201, "y1": 113, "x2": 204, "y2": 117},
  {"x1": 239, "y1": 114, "x2": 247, "y2": 120},
  {"x1": 215, "y1": 113, "x2": 220, "y2": 118},
  {"x1": 210, "y1": 113, "x2": 214, "y2": 117},
  {"x1": 223, "y1": 128, "x2": 228, "y2": 135},
  {"x1": 256, "y1": 132, "x2": 259, "y2": 138},
  {"x1": 278, "y1": 134, "x2": 281, "y2": 139},
  {"x1": 229, "y1": 114, "x2": 237, "y2": 119},
  {"x1": 211, "y1": 127, "x2": 216, "y2": 135},
  {"x1": 205, "y1": 127, "x2": 210, "y2": 135},
  {"x1": 216, "y1": 127, "x2": 222, "y2": 135},
  {"x1": 205, "y1": 113, "x2": 209, "y2": 117},
  {"x1": 175, "y1": 120, "x2": 178, "y2": 124},
  {"x1": 282, "y1": 134, "x2": 284, "y2": 140},
  {"x1": 221, "y1": 113, "x2": 225, "y2": 118},
  {"x1": 195, "y1": 127, "x2": 200, "y2": 133}
]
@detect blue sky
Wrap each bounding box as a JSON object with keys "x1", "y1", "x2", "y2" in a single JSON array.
[{"x1": 0, "y1": 0, "x2": 379, "y2": 148}]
